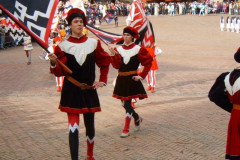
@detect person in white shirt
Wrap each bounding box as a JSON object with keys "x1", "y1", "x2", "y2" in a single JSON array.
[
  {"x1": 199, "y1": 3, "x2": 205, "y2": 16},
  {"x1": 226, "y1": 17, "x2": 231, "y2": 32},
  {"x1": 235, "y1": 17, "x2": 240, "y2": 33},
  {"x1": 231, "y1": 16, "x2": 235, "y2": 32},
  {"x1": 220, "y1": 16, "x2": 225, "y2": 31},
  {"x1": 23, "y1": 33, "x2": 33, "y2": 65}
]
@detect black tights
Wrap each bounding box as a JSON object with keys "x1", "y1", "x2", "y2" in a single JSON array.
[
  {"x1": 68, "y1": 113, "x2": 95, "y2": 160},
  {"x1": 123, "y1": 100, "x2": 139, "y2": 121}
]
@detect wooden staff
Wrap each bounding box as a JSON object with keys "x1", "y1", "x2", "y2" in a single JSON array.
[{"x1": 57, "y1": 59, "x2": 72, "y2": 74}]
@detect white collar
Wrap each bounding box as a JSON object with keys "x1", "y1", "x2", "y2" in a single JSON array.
[
  {"x1": 117, "y1": 45, "x2": 140, "y2": 64},
  {"x1": 59, "y1": 38, "x2": 97, "y2": 66},
  {"x1": 225, "y1": 73, "x2": 240, "y2": 96}
]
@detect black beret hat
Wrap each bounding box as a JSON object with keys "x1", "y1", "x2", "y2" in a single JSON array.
[
  {"x1": 234, "y1": 47, "x2": 240, "y2": 63},
  {"x1": 66, "y1": 8, "x2": 87, "y2": 26}
]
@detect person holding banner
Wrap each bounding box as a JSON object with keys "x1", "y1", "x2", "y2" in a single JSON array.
[
  {"x1": 48, "y1": 8, "x2": 111, "y2": 160},
  {"x1": 108, "y1": 26, "x2": 153, "y2": 138}
]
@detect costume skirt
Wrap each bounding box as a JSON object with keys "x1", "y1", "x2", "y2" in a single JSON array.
[
  {"x1": 58, "y1": 79, "x2": 101, "y2": 114},
  {"x1": 225, "y1": 109, "x2": 240, "y2": 159},
  {"x1": 113, "y1": 74, "x2": 147, "y2": 101}
]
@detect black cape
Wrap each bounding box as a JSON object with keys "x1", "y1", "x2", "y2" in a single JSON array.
[{"x1": 208, "y1": 72, "x2": 233, "y2": 113}]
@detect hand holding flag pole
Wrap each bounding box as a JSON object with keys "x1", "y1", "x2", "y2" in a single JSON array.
[
  {"x1": 57, "y1": 59, "x2": 73, "y2": 74},
  {"x1": 47, "y1": 49, "x2": 72, "y2": 74}
]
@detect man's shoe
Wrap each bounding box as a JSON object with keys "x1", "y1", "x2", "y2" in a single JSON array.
[
  {"x1": 151, "y1": 87, "x2": 155, "y2": 93},
  {"x1": 134, "y1": 117, "x2": 143, "y2": 132},
  {"x1": 147, "y1": 86, "x2": 151, "y2": 91},
  {"x1": 86, "y1": 156, "x2": 95, "y2": 160},
  {"x1": 120, "y1": 131, "x2": 130, "y2": 138},
  {"x1": 57, "y1": 86, "x2": 62, "y2": 92}
]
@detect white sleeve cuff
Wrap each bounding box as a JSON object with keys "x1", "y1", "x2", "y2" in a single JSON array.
[
  {"x1": 50, "y1": 64, "x2": 56, "y2": 68},
  {"x1": 100, "y1": 81, "x2": 107, "y2": 86}
]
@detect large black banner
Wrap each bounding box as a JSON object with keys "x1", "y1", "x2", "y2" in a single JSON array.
[{"x1": 0, "y1": 0, "x2": 58, "y2": 49}]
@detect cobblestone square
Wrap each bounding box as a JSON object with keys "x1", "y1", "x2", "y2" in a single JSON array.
[{"x1": 0, "y1": 14, "x2": 239, "y2": 160}]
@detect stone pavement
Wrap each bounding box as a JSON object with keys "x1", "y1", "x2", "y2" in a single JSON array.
[{"x1": 0, "y1": 14, "x2": 239, "y2": 160}]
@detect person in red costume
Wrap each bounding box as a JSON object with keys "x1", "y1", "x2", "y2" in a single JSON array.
[
  {"x1": 145, "y1": 43, "x2": 162, "y2": 93},
  {"x1": 48, "y1": 8, "x2": 111, "y2": 160},
  {"x1": 225, "y1": 47, "x2": 240, "y2": 160},
  {"x1": 108, "y1": 26, "x2": 153, "y2": 138},
  {"x1": 48, "y1": 36, "x2": 65, "y2": 92}
]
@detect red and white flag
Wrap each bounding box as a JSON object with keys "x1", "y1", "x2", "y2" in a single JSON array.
[
  {"x1": 5, "y1": 17, "x2": 25, "y2": 45},
  {"x1": 126, "y1": 0, "x2": 155, "y2": 48}
]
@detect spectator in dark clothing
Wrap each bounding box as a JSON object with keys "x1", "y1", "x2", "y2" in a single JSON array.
[{"x1": 0, "y1": 24, "x2": 5, "y2": 49}]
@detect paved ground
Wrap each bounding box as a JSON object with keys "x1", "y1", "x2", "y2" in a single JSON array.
[{"x1": 0, "y1": 14, "x2": 239, "y2": 160}]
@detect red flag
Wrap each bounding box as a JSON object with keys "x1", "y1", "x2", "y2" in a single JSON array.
[
  {"x1": 126, "y1": 0, "x2": 155, "y2": 48},
  {"x1": 0, "y1": 0, "x2": 59, "y2": 49}
]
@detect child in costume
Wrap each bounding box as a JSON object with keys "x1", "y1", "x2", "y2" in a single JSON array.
[
  {"x1": 48, "y1": 36, "x2": 64, "y2": 92},
  {"x1": 146, "y1": 43, "x2": 162, "y2": 93},
  {"x1": 108, "y1": 26, "x2": 153, "y2": 138},
  {"x1": 23, "y1": 33, "x2": 33, "y2": 65}
]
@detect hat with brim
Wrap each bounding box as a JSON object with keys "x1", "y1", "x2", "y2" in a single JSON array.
[{"x1": 66, "y1": 8, "x2": 87, "y2": 26}]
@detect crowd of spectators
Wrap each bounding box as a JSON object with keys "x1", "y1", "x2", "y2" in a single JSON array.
[
  {"x1": 55, "y1": 0, "x2": 240, "y2": 30},
  {"x1": 54, "y1": 0, "x2": 131, "y2": 28},
  {"x1": 143, "y1": 1, "x2": 240, "y2": 16},
  {"x1": 0, "y1": 12, "x2": 16, "y2": 50},
  {"x1": 0, "y1": 0, "x2": 240, "y2": 50}
]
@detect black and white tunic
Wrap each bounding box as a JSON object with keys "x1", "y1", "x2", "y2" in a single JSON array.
[{"x1": 50, "y1": 36, "x2": 111, "y2": 114}]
